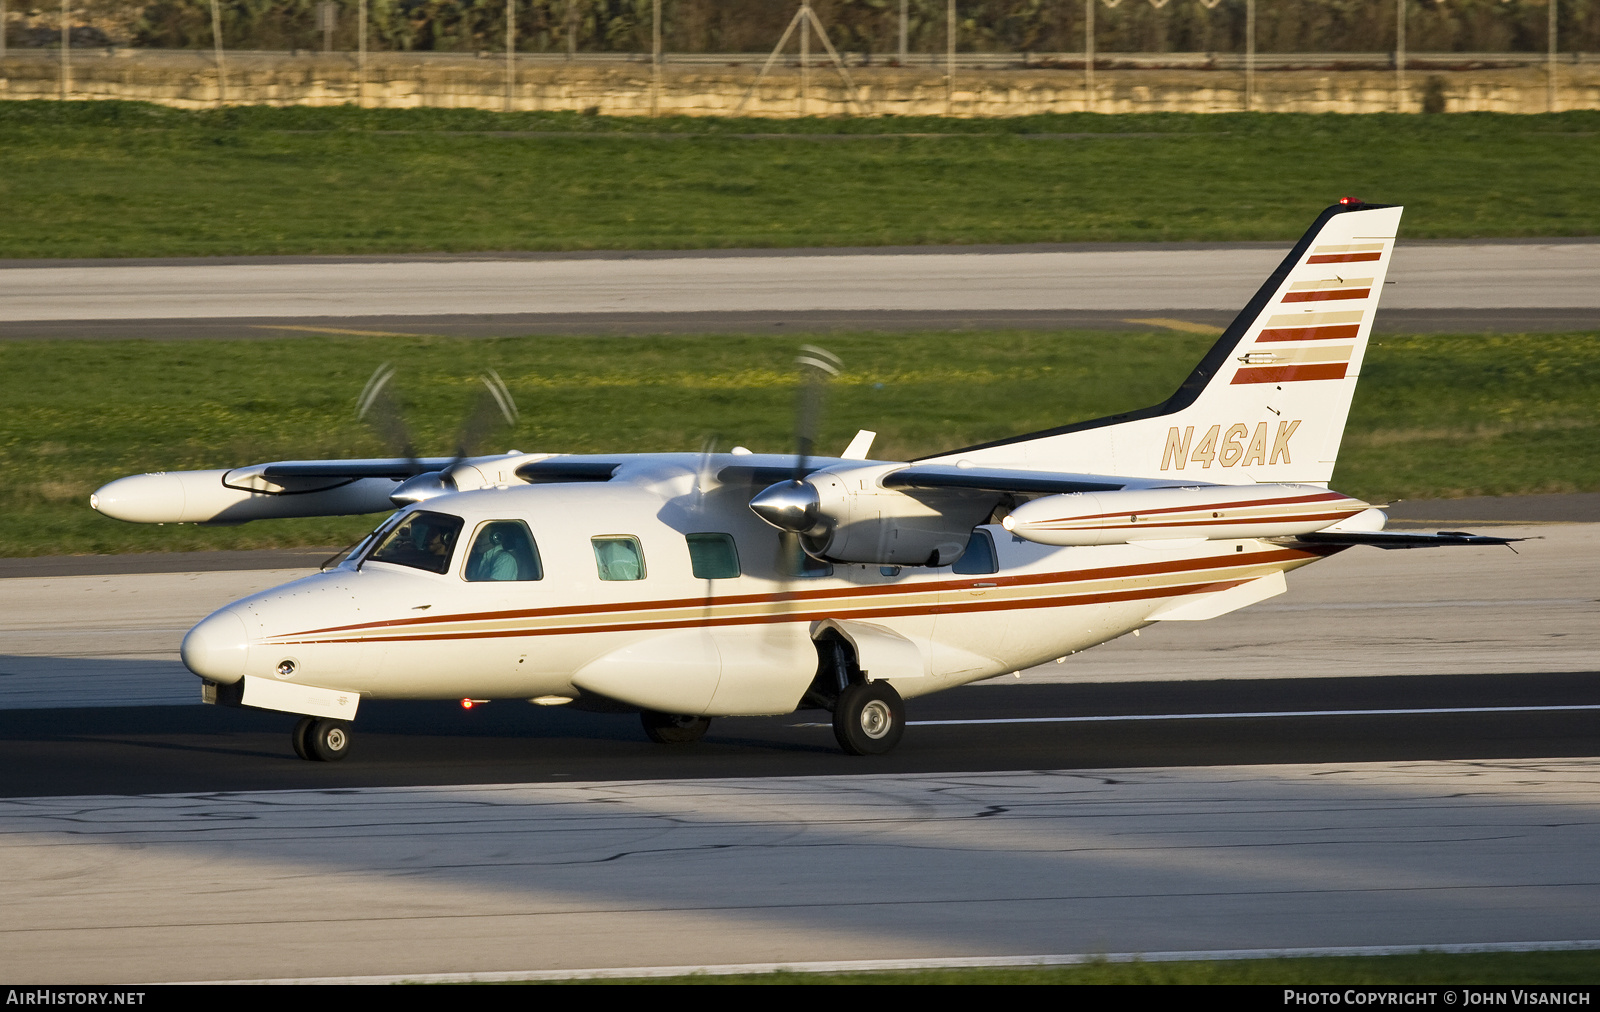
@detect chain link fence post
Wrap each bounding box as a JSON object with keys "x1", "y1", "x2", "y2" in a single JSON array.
[{"x1": 209, "y1": 0, "x2": 227, "y2": 106}]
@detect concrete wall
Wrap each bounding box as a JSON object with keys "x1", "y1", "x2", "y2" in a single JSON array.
[{"x1": 2, "y1": 49, "x2": 1596, "y2": 115}]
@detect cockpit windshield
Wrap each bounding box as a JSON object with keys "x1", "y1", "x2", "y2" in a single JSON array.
[{"x1": 363, "y1": 510, "x2": 464, "y2": 575}]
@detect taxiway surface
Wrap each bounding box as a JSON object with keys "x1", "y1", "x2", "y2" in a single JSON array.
[
  {"x1": 5, "y1": 761, "x2": 1599, "y2": 983},
  {"x1": 3, "y1": 240, "x2": 1597, "y2": 337}
]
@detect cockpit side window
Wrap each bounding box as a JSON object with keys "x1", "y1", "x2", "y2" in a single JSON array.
[
  {"x1": 951, "y1": 529, "x2": 998, "y2": 575},
  {"x1": 593, "y1": 536, "x2": 647, "y2": 581},
  {"x1": 364, "y1": 510, "x2": 465, "y2": 575},
  {"x1": 464, "y1": 521, "x2": 543, "y2": 582}
]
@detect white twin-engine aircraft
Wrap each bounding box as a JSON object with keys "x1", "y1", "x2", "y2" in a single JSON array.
[{"x1": 92, "y1": 201, "x2": 1515, "y2": 762}]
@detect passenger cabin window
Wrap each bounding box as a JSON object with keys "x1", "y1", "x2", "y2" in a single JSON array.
[
  {"x1": 951, "y1": 530, "x2": 998, "y2": 575},
  {"x1": 687, "y1": 533, "x2": 741, "y2": 580},
  {"x1": 365, "y1": 510, "x2": 464, "y2": 575},
  {"x1": 593, "y1": 536, "x2": 647, "y2": 581},
  {"x1": 464, "y1": 521, "x2": 542, "y2": 582}
]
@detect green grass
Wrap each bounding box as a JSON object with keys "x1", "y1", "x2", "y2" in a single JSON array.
[
  {"x1": 3, "y1": 328, "x2": 1597, "y2": 558},
  {"x1": 1, "y1": 102, "x2": 1597, "y2": 256},
  {"x1": 519, "y1": 950, "x2": 1600, "y2": 984}
]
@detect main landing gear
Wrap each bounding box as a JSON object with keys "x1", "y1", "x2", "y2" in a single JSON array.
[
  {"x1": 640, "y1": 710, "x2": 712, "y2": 744},
  {"x1": 292, "y1": 716, "x2": 353, "y2": 762},
  {"x1": 832, "y1": 680, "x2": 905, "y2": 756},
  {"x1": 809, "y1": 632, "x2": 907, "y2": 756}
]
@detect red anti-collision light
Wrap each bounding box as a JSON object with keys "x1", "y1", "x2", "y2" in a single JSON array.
[
  {"x1": 461, "y1": 698, "x2": 474, "y2": 709},
  {"x1": 1339, "y1": 196, "x2": 1363, "y2": 206}
]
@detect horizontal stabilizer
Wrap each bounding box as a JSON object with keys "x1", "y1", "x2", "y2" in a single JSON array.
[{"x1": 1286, "y1": 530, "x2": 1526, "y2": 550}]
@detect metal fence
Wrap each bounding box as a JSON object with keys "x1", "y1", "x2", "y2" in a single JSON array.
[{"x1": 2, "y1": 0, "x2": 1593, "y2": 113}]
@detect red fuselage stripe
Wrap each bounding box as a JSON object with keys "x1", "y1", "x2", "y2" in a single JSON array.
[
  {"x1": 1050, "y1": 491, "x2": 1349, "y2": 524},
  {"x1": 279, "y1": 549, "x2": 1316, "y2": 640},
  {"x1": 274, "y1": 577, "x2": 1259, "y2": 646},
  {"x1": 1029, "y1": 509, "x2": 1361, "y2": 532}
]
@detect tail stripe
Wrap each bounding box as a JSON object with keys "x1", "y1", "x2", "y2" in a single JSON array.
[
  {"x1": 1232, "y1": 362, "x2": 1350, "y2": 385},
  {"x1": 1258, "y1": 324, "x2": 1361, "y2": 343},
  {"x1": 1282, "y1": 288, "x2": 1371, "y2": 303},
  {"x1": 1308, "y1": 252, "x2": 1382, "y2": 264}
]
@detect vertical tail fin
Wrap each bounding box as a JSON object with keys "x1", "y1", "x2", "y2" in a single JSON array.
[{"x1": 926, "y1": 201, "x2": 1404, "y2": 487}]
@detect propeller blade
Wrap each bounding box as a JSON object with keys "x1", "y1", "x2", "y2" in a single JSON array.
[
  {"x1": 692, "y1": 433, "x2": 720, "y2": 514},
  {"x1": 355, "y1": 363, "x2": 424, "y2": 475},
  {"x1": 792, "y1": 345, "x2": 841, "y2": 482},
  {"x1": 452, "y1": 369, "x2": 520, "y2": 464}
]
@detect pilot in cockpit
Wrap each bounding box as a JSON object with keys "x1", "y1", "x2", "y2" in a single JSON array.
[{"x1": 468, "y1": 526, "x2": 521, "y2": 581}]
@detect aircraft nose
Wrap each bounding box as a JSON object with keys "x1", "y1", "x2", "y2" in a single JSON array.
[{"x1": 181, "y1": 609, "x2": 251, "y2": 683}]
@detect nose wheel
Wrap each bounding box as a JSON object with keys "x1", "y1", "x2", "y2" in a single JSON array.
[
  {"x1": 292, "y1": 716, "x2": 353, "y2": 762},
  {"x1": 832, "y1": 680, "x2": 904, "y2": 755}
]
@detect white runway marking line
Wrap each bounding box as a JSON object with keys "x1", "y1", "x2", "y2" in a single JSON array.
[
  {"x1": 795, "y1": 703, "x2": 1600, "y2": 728},
  {"x1": 182, "y1": 939, "x2": 1600, "y2": 985}
]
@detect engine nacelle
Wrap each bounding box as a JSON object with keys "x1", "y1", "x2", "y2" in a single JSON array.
[
  {"x1": 1001, "y1": 484, "x2": 1371, "y2": 547},
  {"x1": 751, "y1": 463, "x2": 995, "y2": 566}
]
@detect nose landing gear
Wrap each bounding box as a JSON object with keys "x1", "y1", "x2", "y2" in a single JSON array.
[{"x1": 292, "y1": 716, "x2": 353, "y2": 762}]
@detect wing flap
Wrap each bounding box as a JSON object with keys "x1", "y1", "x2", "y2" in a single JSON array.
[
  {"x1": 514, "y1": 459, "x2": 623, "y2": 484},
  {"x1": 257, "y1": 458, "x2": 456, "y2": 482}
]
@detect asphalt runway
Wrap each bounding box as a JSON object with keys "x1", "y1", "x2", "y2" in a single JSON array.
[
  {"x1": 3, "y1": 240, "x2": 1597, "y2": 338},
  {"x1": 4, "y1": 671, "x2": 1599, "y2": 799},
  {"x1": 5, "y1": 757, "x2": 1600, "y2": 983}
]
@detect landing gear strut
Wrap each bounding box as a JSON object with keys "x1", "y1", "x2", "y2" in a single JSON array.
[
  {"x1": 832, "y1": 680, "x2": 904, "y2": 756},
  {"x1": 640, "y1": 710, "x2": 711, "y2": 744},
  {"x1": 292, "y1": 716, "x2": 353, "y2": 762}
]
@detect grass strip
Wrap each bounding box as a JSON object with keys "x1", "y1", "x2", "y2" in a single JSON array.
[
  {"x1": 1, "y1": 102, "x2": 1597, "y2": 257},
  {"x1": 2, "y1": 328, "x2": 1596, "y2": 558}
]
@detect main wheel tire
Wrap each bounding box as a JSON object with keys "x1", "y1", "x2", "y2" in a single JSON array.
[
  {"x1": 305, "y1": 719, "x2": 353, "y2": 762},
  {"x1": 832, "y1": 680, "x2": 905, "y2": 756},
  {"x1": 640, "y1": 711, "x2": 711, "y2": 744},
  {"x1": 291, "y1": 715, "x2": 316, "y2": 760}
]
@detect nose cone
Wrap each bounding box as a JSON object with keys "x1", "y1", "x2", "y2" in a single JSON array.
[{"x1": 182, "y1": 609, "x2": 250, "y2": 683}]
